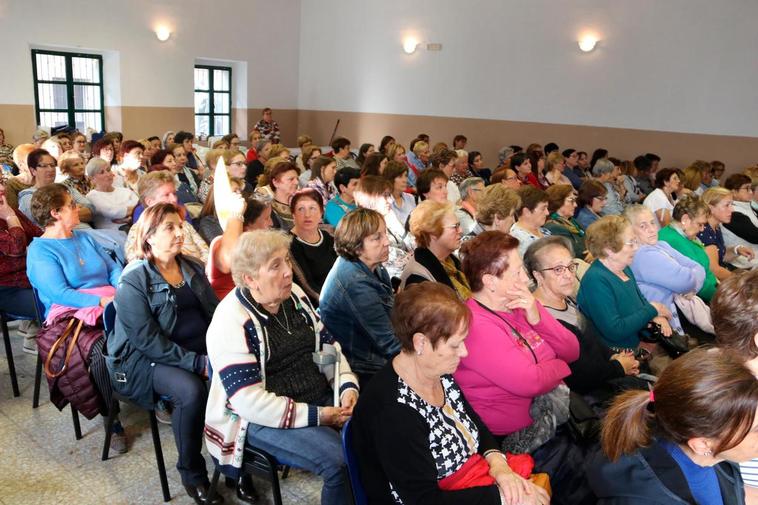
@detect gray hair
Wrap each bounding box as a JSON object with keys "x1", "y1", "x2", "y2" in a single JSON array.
[
  {"x1": 161, "y1": 130, "x2": 175, "y2": 149},
  {"x1": 592, "y1": 158, "x2": 615, "y2": 177},
  {"x1": 32, "y1": 129, "x2": 49, "y2": 142},
  {"x1": 498, "y1": 146, "x2": 514, "y2": 166},
  {"x1": 231, "y1": 230, "x2": 292, "y2": 287},
  {"x1": 523, "y1": 235, "x2": 574, "y2": 282},
  {"x1": 255, "y1": 139, "x2": 271, "y2": 153},
  {"x1": 85, "y1": 157, "x2": 110, "y2": 178},
  {"x1": 459, "y1": 177, "x2": 484, "y2": 200},
  {"x1": 455, "y1": 149, "x2": 468, "y2": 159},
  {"x1": 623, "y1": 204, "x2": 655, "y2": 225}
]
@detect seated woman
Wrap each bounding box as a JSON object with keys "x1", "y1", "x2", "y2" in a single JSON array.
[
  {"x1": 626, "y1": 205, "x2": 713, "y2": 340},
  {"x1": 151, "y1": 149, "x2": 199, "y2": 206},
  {"x1": 113, "y1": 140, "x2": 146, "y2": 194},
  {"x1": 416, "y1": 168, "x2": 449, "y2": 203},
  {"x1": 168, "y1": 142, "x2": 203, "y2": 198},
  {"x1": 722, "y1": 174, "x2": 758, "y2": 268},
  {"x1": 320, "y1": 208, "x2": 399, "y2": 387},
  {"x1": 456, "y1": 231, "x2": 579, "y2": 441},
  {"x1": 577, "y1": 216, "x2": 673, "y2": 355},
  {"x1": 288, "y1": 189, "x2": 337, "y2": 306},
  {"x1": 26, "y1": 183, "x2": 126, "y2": 451},
  {"x1": 353, "y1": 175, "x2": 414, "y2": 279},
  {"x1": 699, "y1": 187, "x2": 755, "y2": 279},
  {"x1": 85, "y1": 157, "x2": 138, "y2": 231},
  {"x1": 196, "y1": 149, "x2": 234, "y2": 204},
  {"x1": 324, "y1": 167, "x2": 360, "y2": 227},
  {"x1": 59, "y1": 151, "x2": 92, "y2": 197},
  {"x1": 510, "y1": 185, "x2": 551, "y2": 257},
  {"x1": 268, "y1": 161, "x2": 300, "y2": 231},
  {"x1": 204, "y1": 229, "x2": 358, "y2": 505},
  {"x1": 455, "y1": 231, "x2": 580, "y2": 499},
  {"x1": 642, "y1": 168, "x2": 680, "y2": 227},
  {"x1": 525, "y1": 237, "x2": 641, "y2": 401},
  {"x1": 544, "y1": 184, "x2": 587, "y2": 259},
  {"x1": 429, "y1": 149, "x2": 461, "y2": 203},
  {"x1": 455, "y1": 177, "x2": 485, "y2": 235},
  {"x1": 305, "y1": 156, "x2": 337, "y2": 206},
  {"x1": 383, "y1": 160, "x2": 416, "y2": 227},
  {"x1": 360, "y1": 151, "x2": 388, "y2": 177},
  {"x1": 353, "y1": 282, "x2": 549, "y2": 505},
  {"x1": 124, "y1": 171, "x2": 209, "y2": 263},
  {"x1": 297, "y1": 144, "x2": 322, "y2": 187},
  {"x1": 712, "y1": 270, "x2": 758, "y2": 501},
  {"x1": 544, "y1": 152, "x2": 571, "y2": 186},
  {"x1": 658, "y1": 195, "x2": 719, "y2": 303},
  {"x1": 400, "y1": 200, "x2": 470, "y2": 299},
  {"x1": 575, "y1": 179, "x2": 607, "y2": 230},
  {"x1": 588, "y1": 347, "x2": 757, "y2": 504},
  {"x1": 106, "y1": 203, "x2": 221, "y2": 504},
  {"x1": 0, "y1": 178, "x2": 42, "y2": 352},
  {"x1": 463, "y1": 184, "x2": 520, "y2": 240}
]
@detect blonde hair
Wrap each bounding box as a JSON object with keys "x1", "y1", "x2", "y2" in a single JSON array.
[
  {"x1": 296, "y1": 134, "x2": 313, "y2": 148},
  {"x1": 137, "y1": 170, "x2": 175, "y2": 203},
  {"x1": 269, "y1": 144, "x2": 290, "y2": 159},
  {"x1": 546, "y1": 151, "x2": 565, "y2": 170},
  {"x1": 58, "y1": 151, "x2": 84, "y2": 175},
  {"x1": 412, "y1": 141, "x2": 429, "y2": 157},
  {"x1": 585, "y1": 215, "x2": 630, "y2": 259},
  {"x1": 477, "y1": 185, "x2": 521, "y2": 226},
  {"x1": 681, "y1": 165, "x2": 703, "y2": 191},
  {"x1": 231, "y1": 230, "x2": 292, "y2": 287},
  {"x1": 204, "y1": 148, "x2": 235, "y2": 169},
  {"x1": 386, "y1": 143, "x2": 406, "y2": 161},
  {"x1": 702, "y1": 187, "x2": 732, "y2": 207},
  {"x1": 409, "y1": 200, "x2": 455, "y2": 248}
]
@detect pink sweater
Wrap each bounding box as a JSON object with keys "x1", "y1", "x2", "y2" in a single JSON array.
[{"x1": 454, "y1": 299, "x2": 579, "y2": 436}]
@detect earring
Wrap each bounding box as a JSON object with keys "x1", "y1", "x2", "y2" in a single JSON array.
[
  {"x1": 703, "y1": 451, "x2": 712, "y2": 456},
  {"x1": 416, "y1": 350, "x2": 422, "y2": 356}
]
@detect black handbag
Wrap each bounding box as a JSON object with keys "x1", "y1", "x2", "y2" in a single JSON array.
[
  {"x1": 638, "y1": 321, "x2": 689, "y2": 358},
  {"x1": 567, "y1": 391, "x2": 601, "y2": 445}
]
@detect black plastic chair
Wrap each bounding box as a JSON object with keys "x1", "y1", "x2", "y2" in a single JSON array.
[
  {"x1": 0, "y1": 309, "x2": 29, "y2": 397},
  {"x1": 99, "y1": 301, "x2": 171, "y2": 502},
  {"x1": 208, "y1": 444, "x2": 290, "y2": 505}
]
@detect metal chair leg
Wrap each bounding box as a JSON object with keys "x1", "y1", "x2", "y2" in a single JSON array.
[
  {"x1": 149, "y1": 411, "x2": 171, "y2": 502},
  {"x1": 32, "y1": 353, "x2": 42, "y2": 408},
  {"x1": 71, "y1": 406, "x2": 82, "y2": 440},
  {"x1": 206, "y1": 468, "x2": 222, "y2": 503},
  {"x1": 281, "y1": 465, "x2": 291, "y2": 479},
  {"x1": 1, "y1": 315, "x2": 20, "y2": 397},
  {"x1": 101, "y1": 397, "x2": 118, "y2": 460},
  {"x1": 268, "y1": 458, "x2": 284, "y2": 505}
]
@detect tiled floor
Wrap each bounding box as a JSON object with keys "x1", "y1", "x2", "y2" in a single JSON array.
[{"x1": 0, "y1": 321, "x2": 323, "y2": 504}]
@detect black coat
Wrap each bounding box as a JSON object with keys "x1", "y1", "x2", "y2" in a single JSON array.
[{"x1": 588, "y1": 440, "x2": 745, "y2": 504}]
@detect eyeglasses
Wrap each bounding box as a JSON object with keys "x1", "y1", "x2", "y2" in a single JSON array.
[
  {"x1": 594, "y1": 195, "x2": 608, "y2": 201},
  {"x1": 36, "y1": 163, "x2": 56, "y2": 169},
  {"x1": 566, "y1": 197, "x2": 577, "y2": 203},
  {"x1": 230, "y1": 161, "x2": 246, "y2": 167},
  {"x1": 443, "y1": 222, "x2": 462, "y2": 230},
  {"x1": 739, "y1": 186, "x2": 754, "y2": 192},
  {"x1": 623, "y1": 238, "x2": 641, "y2": 247},
  {"x1": 539, "y1": 262, "x2": 578, "y2": 275}
]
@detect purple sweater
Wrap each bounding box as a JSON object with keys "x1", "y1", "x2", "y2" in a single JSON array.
[{"x1": 454, "y1": 298, "x2": 579, "y2": 436}]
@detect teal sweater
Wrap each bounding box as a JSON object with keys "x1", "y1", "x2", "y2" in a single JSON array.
[{"x1": 577, "y1": 260, "x2": 657, "y2": 349}]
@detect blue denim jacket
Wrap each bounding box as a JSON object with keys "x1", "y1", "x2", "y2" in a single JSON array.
[{"x1": 319, "y1": 257, "x2": 399, "y2": 376}]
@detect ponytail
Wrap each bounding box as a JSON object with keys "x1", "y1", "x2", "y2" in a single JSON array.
[{"x1": 601, "y1": 390, "x2": 655, "y2": 461}]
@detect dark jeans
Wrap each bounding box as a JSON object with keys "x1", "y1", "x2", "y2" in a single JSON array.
[
  {"x1": 153, "y1": 363, "x2": 208, "y2": 486},
  {"x1": 0, "y1": 286, "x2": 36, "y2": 318}
]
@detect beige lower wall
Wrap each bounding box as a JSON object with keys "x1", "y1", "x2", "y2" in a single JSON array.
[
  {"x1": 2, "y1": 104, "x2": 755, "y2": 173},
  {"x1": 296, "y1": 109, "x2": 758, "y2": 174}
]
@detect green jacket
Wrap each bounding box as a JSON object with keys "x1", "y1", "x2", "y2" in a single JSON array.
[{"x1": 657, "y1": 225, "x2": 718, "y2": 302}]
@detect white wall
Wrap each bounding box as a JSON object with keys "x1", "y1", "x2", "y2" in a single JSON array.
[
  {"x1": 0, "y1": 0, "x2": 301, "y2": 109},
  {"x1": 298, "y1": 0, "x2": 758, "y2": 138}
]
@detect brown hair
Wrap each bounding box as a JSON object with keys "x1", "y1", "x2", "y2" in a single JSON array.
[
  {"x1": 545, "y1": 184, "x2": 575, "y2": 214},
  {"x1": 516, "y1": 185, "x2": 548, "y2": 216},
  {"x1": 354, "y1": 175, "x2": 392, "y2": 208},
  {"x1": 392, "y1": 282, "x2": 471, "y2": 353},
  {"x1": 713, "y1": 270, "x2": 758, "y2": 359},
  {"x1": 409, "y1": 200, "x2": 454, "y2": 248},
  {"x1": 137, "y1": 170, "x2": 175, "y2": 204},
  {"x1": 585, "y1": 215, "x2": 629, "y2": 259},
  {"x1": 30, "y1": 183, "x2": 70, "y2": 228},
  {"x1": 382, "y1": 160, "x2": 408, "y2": 183},
  {"x1": 477, "y1": 185, "x2": 521, "y2": 227},
  {"x1": 310, "y1": 156, "x2": 336, "y2": 182},
  {"x1": 460, "y1": 231, "x2": 520, "y2": 292},
  {"x1": 334, "y1": 208, "x2": 384, "y2": 261},
  {"x1": 601, "y1": 347, "x2": 758, "y2": 461},
  {"x1": 430, "y1": 149, "x2": 457, "y2": 170},
  {"x1": 416, "y1": 169, "x2": 448, "y2": 200},
  {"x1": 133, "y1": 203, "x2": 181, "y2": 262},
  {"x1": 724, "y1": 174, "x2": 753, "y2": 191},
  {"x1": 361, "y1": 152, "x2": 387, "y2": 177},
  {"x1": 578, "y1": 179, "x2": 607, "y2": 208},
  {"x1": 268, "y1": 161, "x2": 299, "y2": 192},
  {"x1": 290, "y1": 188, "x2": 324, "y2": 213}
]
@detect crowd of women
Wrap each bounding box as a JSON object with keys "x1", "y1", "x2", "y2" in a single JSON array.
[{"x1": 2, "y1": 125, "x2": 758, "y2": 505}]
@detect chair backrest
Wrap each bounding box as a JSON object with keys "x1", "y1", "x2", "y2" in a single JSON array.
[
  {"x1": 103, "y1": 302, "x2": 116, "y2": 336},
  {"x1": 341, "y1": 418, "x2": 367, "y2": 505},
  {"x1": 31, "y1": 287, "x2": 46, "y2": 324}
]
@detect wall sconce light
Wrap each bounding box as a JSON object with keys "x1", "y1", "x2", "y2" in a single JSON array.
[
  {"x1": 155, "y1": 26, "x2": 171, "y2": 42},
  {"x1": 578, "y1": 35, "x2": 598, "y2": 52},
  {"x1": 403, "y1": 37, "x2": 419, "y2": 54}
]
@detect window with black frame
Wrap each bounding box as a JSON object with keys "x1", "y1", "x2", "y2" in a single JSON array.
[
  {"x1": 31, "y1": 49, "x2": 105, "y2": 133},
  {"x1": 194, "y1": 65, "x2": 232, "y2": 137}
]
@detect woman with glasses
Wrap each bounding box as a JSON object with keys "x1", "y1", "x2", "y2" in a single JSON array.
[
  {"x1": 577, "y1": 216, "x2": 675, "y2": 355},
  {"x1": 544, "y1": 184, "x2": 588, "y2": 259},
  {"x1": 576, "y1": 180, "x2": 608, "y2": 230},
  {"x1": 399, "y1": 200, "x2": 470, "y2": 299},
  {"x1": 721, "y1": 174, "x2": 758, "y2": 269},
  {"x1": 525, "y1": 237, "x2": 642, "y2": 401},
  {"x1": 626, "y1": 205, "x2": 712, "y2": 338}
]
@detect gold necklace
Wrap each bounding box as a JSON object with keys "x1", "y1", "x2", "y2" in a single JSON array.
[{"x1": 71, "y1": 235, "x2": 85, "y2": 266}]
